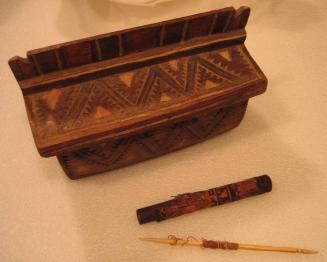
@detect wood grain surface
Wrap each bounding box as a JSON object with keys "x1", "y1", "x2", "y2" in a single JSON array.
[{"x1": 8, "y1": 6, "x2": 267, "y2": 178}]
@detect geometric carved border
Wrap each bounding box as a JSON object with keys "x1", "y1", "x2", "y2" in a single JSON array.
[
  {"x1": 26, "y1": 45, "x2": 256, "y2": 145},
  {"x1": 58, "y1": 100, "x2": 248, "y2": 178}
]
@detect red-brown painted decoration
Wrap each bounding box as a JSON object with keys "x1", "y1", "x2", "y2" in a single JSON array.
[{"x1": 137, "y1": 175, "x2": 272, "y2": 224}]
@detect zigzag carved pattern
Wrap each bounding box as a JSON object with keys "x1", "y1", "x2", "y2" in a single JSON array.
[
  {"x1": 58, "y1": 101, "x2": 248, "y2": 178},
  {"x1": 25, "y1": 45, "x2": 257, "y2": 141}
]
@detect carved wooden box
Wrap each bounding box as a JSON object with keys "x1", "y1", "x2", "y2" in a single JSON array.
[{"x1": 9, "y1": 7, "x2": 267, "y2": 179}]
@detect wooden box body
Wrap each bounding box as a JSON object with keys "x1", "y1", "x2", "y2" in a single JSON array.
[{"x1": 9, "y1": 7, "x2": 267, "y2": 179}]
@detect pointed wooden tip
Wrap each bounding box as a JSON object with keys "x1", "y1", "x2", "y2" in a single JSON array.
[
  {"x1": 301, "y1": 249, "x2": 319, "y2": 254},
  {"x1": 139, "y1": 237, "x2": 169, "y2": 244}
]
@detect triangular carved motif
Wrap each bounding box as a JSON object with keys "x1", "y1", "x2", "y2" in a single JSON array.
[
  {"x1": 219, "y1": 50, "x2": 232, "y2": 62},
  {"x1": 137, "y1": 68, "x2": 185, "y2": 106},
  {"x1": 119, "y1": 71, "x2": 135, "y2": 87}
]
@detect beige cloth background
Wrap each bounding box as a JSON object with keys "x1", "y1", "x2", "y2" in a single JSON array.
[{"x1": 1, "y1": 1, "x2": 327, "y2": 261}]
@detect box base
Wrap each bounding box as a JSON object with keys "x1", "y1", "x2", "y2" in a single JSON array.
[{"x1": 57, "y1": 100, "x2": 248, "y2": 179}]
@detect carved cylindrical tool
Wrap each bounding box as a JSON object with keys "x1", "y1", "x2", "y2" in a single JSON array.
[{"x1": 137, "y1": 175, "x2": 272, "y2": 224}]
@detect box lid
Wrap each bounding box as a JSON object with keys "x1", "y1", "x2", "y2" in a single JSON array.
[{"x1": 9, "y1": 7, "x2": 267, "y2": 157}]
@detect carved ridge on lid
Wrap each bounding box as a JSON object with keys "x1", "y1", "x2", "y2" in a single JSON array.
[{"x1": 8, "y1": 6, "x2": 251, "y2": 82}]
